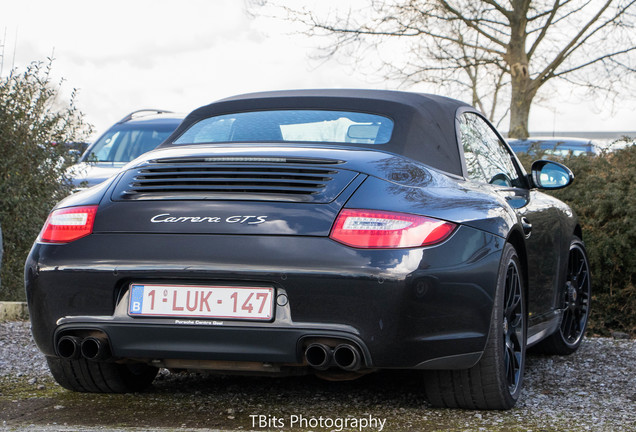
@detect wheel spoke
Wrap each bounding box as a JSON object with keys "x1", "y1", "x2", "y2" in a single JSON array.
[
  {"x1": 505, "y1": 342, "x2": 521, "y2": 388},
  {"x1": 506, "y1": 296, "x2": 520, "y2": 317},
  {"x1": 572, "y1": 310, "x2": 582, "y2": 335},
  {"x1": 504, "y1": 344, "x2": 510, "y2": 368},
  {"x1": 576, "y1": 259, "x2": 586, "y2": 279},
  {"x1": 567, "y1": 311, "x2": 577, "y2": 340},
  {"x1": 568, "y1": 251, "x2": 576, "y2": 278},
  {"x1": 561, "y1": 309, "x2": 573, "y2": 339},
  {"x1": 577, "y1": 270, "x2": 588, "y2": 290},
  {"x1": 506, "y1": 334, "x2": 514, "y2": 351},
  {"x1": 513, "y1": 351, "x2": 521, "y2": 385},
  {"x1": 510, "y1": 314, "x2": 522, "y2": 328},
  {"x1": 576, "y1": 309, "x2": 587, "y2": 335},
  {"x1": 505, "y1": 344, "x2": 514, "y2": 383},
  {"x1": 514, "y1": 351, "x2": 521, "y2": 371},
  {"x1": 513, "y1": 326, "x2": 523, "y2": 346},
  {"x1": 505, "y1": 267, "x2": 521, "y2": 317},
  {"x1": 505, "y1": 269, "x2": 514, "y2": 310}
]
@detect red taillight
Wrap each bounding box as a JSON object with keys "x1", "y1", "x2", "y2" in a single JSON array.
[
  {"x1": 329, "y1": 209, "x2": 456, "y2": 249},
  {"x1": 39, "y1": 205, "x2": 98, "y2": 243}
]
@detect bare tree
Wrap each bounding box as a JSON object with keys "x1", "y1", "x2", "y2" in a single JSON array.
[{"x1": 253, "y1": 0, "x2": 636, "y2": 138}]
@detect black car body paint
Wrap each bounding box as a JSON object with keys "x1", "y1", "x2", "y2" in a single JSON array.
[{"x1": 25, "y1": 90, "x2": 588, "y2": 408}]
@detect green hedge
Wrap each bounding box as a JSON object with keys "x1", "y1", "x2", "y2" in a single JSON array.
[
  {"x1": 0, "y1": 61, "x2": 91, "y2": 301},
  {"x1": 518, "y1": 141, "x2": 636, "y2": 336}
]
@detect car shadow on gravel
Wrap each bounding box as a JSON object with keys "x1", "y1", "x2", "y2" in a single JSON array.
[
  {"x1": 2, "y1": 370, "x2": 429, "y2": 430},
  {"x1": 2, "y1": 337, "x2": 636, "y2": 431}
]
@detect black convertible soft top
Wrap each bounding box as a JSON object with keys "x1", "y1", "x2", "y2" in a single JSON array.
[{"x1": 163, "y1": 89, "x2": 472, "y2": 176}]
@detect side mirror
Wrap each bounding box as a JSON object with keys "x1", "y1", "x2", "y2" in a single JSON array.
[{"x1": 530, "y1": 160, "x2": 574, "y2": 189}]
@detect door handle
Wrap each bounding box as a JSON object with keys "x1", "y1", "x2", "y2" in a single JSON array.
[{"x1": 521, "y1": 217, "x2": 532, "y2": 237}]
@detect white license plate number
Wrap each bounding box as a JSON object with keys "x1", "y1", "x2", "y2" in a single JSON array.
[{"x1": 128, "y1": 284, "x2": 274, "y2": 320}]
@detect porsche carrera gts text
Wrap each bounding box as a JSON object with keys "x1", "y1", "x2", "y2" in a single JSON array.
[{"x1": 150, "y1": 214, "x2": 268, "y2": 224}]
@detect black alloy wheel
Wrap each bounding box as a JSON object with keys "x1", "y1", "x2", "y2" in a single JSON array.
[
  {"x1": 559, "y1": 241, "x2": 592, "y2": 347},
  {"x1": 532, "y1": 237, "x2": 591, "y2": 355},
  {"x1": 560, "y1": 242, "x2": 591, "y2": 347}
]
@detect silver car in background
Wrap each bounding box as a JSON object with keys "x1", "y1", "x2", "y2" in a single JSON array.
[{"x1": 68, "y1": 110, "x2": 184, "y2": 190}]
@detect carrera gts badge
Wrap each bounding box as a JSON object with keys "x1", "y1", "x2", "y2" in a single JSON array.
[{"x1": 150, "y1": 214, "x2": 268, "y2": 224}]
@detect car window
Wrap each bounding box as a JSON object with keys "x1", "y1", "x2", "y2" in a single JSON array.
[
  {"x1": 87, "y1": 123, "x2": 176, "y2": 162},
  {"x1": 460, "y1": 113, "x2": 523, "y2": 188},
  {"x1": 173, "y1": 110, "x2": 394, "y2": 145}
]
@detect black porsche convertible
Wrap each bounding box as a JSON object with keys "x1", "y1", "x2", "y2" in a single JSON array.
[{"x1": 25, "y1": 90, "x2": 591, "y2": 410}]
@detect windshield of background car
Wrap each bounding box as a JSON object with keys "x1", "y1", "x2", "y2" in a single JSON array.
[
  {"x1": 85, "y1": 123, "x2": 178, "y2": 162},
  {"x1": 173, "y1": 110, "x2": 394, "y2": 145}
]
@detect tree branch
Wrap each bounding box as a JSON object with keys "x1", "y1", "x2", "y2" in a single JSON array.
[
  {"x1": 527, "y1": 0, "x2": 564, "y2": 58},
  {"x1": 535, "y1": 0, "x2": 634, "y2": 84},
  {"x1": 549, "y1": 45, "x2": 636, "y2": 79},
  {"x1": 436, "y1": 0, "x2": 509, "y2": 48},
  {"x1": 482, "y1": 0, "x2": 512, "y2": 19}
]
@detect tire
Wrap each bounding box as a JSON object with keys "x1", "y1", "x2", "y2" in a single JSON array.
[
  {"x1": 424, "y1": 243, "x2": 527, "y2": 410},
  {"x1": 46, "y1": 356, "x2": 158, "y2": 393},
  {"x1": 531, "y1": 237, "x2": 591, "y2": 355}
]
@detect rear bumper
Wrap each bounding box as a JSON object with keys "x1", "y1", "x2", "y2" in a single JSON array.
[
  {"x1": 54, "y1": 319, "x2": 371, "y2": 365},
  {"x1": 52, "y1": 318, "x2": 483, "y2": 370},
  {"x1": 26, "y1": 225, "x2": 503, "y2": 370}
]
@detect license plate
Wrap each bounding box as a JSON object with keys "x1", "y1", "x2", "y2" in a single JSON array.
[{"x1": 128, "y1": 284, "x2": 274, "y2": 320}]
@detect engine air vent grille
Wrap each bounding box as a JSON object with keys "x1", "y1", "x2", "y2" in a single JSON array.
[{"x1": 111, "y1": 160, "x2": 357, "y2": 203}]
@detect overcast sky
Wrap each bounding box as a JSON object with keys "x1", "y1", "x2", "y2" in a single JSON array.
[{"x1": 1, "y1": 0, "x2": 634, "y2": 138}]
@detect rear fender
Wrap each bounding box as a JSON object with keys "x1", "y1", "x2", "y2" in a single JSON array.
[{"x1": 344, "y1": 176, "x2": 516, "y2": 238}]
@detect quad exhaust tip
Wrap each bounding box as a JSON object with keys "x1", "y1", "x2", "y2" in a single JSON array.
[
  {"x1": 305, "y1": 343, "x2": 332, "y2": 370},
  {"x1": 57, "y1": 335, "x2": 82, "y2": 360},
  {"x1": 80, "y1": 337, "x2": 110, "y2": 361},
  {"x1": 333, "y1": 344, "x2": 362, "y2": 371},
  {"x1": 57, "y1": 335, "x2": 111, "y2": 361},
  {"x1": 304, "y1": 342, "x2": 362, "y2": 371}
]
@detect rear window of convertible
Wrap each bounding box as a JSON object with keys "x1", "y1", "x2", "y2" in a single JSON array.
[{"x1": 173, "y1": 110, "x2": 394, "y2": 145}]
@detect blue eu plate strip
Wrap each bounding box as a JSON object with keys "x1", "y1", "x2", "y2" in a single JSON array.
[{"x1": 129, "y1": 285, "x2": 145, "y2": 314}]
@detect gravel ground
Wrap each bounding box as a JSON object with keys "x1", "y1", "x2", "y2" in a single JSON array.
[
  {"x1": 1, "y1": 320, "x2": 635, "y2": 432},
  {"x1": 0, "y1": 322, "x2": 49, "y2": 379}
]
